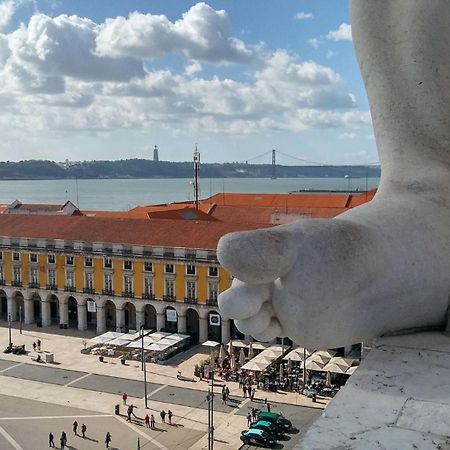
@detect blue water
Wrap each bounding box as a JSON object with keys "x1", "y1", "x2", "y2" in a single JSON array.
[{"x1": 0, "y1": 177, "x2": 379, "y2": 211}]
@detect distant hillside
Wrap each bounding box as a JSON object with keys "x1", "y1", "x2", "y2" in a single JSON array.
[{"x1": 0, "y1": 159, "x2": 380, "y2": 180}]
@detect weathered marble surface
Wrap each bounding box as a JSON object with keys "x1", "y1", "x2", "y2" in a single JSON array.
[{"x1": 297, "y1": 332, "x2": 450, "y2": 450}]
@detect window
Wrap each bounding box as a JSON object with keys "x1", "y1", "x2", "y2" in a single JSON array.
[
  {"x1": 208, "y1": 282, "x2": 219, "y2": 301},
  {"x1": 13, "y1": 266, "x2": 21, "y2": 282},
  {"x1": 85, "y1": 271, "x2": 93, "y2": 289},
  {"x1": 0, "y1": 251, "x2": 2, "y2": 260},
  {"x1": 48, "y1": 269, "x2": 56, "y2": 286},
  {"x1": 104, "y1": 257, "x2": 112, "y2": 269},
  {"x1": 186, "y1": 264, "x2": 196, "y2": 275},
  {"x1": 165, "y1": 263, "x2": 174, "y2": 273},
  {"x1": 0, "y1": 266, "x2": 3, "y2": 281},
  {"x1": 165, "y1": 279, "x2": 174, "y2": 297},
  {"x1": 30, "y1": 268, "x2": 39, "y2": 284},
  {"x1": 48, "y1": 254, "x2": 55, "y2": 264},
  {"x1": 208, "y1": 266, "x2": 218, "y2": 277},
  {"x1": 30, "y1": 253, "x2": 38, "y2": 263},
  {"x1": 124, "y1": 260, "x2": 132, "y2": 270},
  {"x1": 124, "y1": 275, "x2": 133, "y2": 293},
  {"x1": 85, "y1": 257, "x2": 93, "y2": 267},
  {"x1": 13, "y1": 252, "x2": 20, "y2": 261},
  {"x1": 144, "y1": 261, "x2": 153, "y2": 272},
  {"x1": 104, "y1": 273, "x2": 113, "y2": 291},
  {"x1": 66, "y1": 271, "x2": 74, "y2": 288},
  {"x1": 66, "y1": 256, "x2": 74, "y2": 265},
  {"x1": 186, "y1": 281, "x2": 196, "y2": 299},
  {"x1": 144, "y1": 277, "x2": 153, "y2": 296}
]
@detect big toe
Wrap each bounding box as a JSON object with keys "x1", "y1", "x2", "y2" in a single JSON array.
[{"x1": 217, "y1": 223, "x2": 299, "y2": 284}]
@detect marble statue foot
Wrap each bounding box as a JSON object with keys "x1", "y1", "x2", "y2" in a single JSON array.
[{"x1": 217, "y1": 194, "x2": 450, "y2": 348}]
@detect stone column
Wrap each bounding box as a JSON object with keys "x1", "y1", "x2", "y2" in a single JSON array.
[
  {"x1": 60, "y1": 300, "x2": 68, "y2": 326},
  {"x1": 96, "y1": 305, "x2": 106, "y2": 334},
  {"x1": 136, "y1": 309, "x2": 145, "y2": 330},
  {"x1": 24, "y1": 299, "x2": 33, "y2": 325},
  {"x1": 221, "y1": 318, "x2": 230, "y2": 344},
  {"x1": 199, "y1": 316, "x2": 208, "y2": 343},
  {"x1": 244, "y1": 334, "x2": 252, "y2": 343},
  {"x1": 116, "y1": 307, "x2": 125, "y2": 332},
  {"x1": 41, "y1": 301, "x2": 51, "y2": 327},
  {"x1": 178, "y1": 313, "x2": 187, "y2": 334},
  {"x1": 77, "y1": 303, "x2": 87, "y2": 331},
  {"x1": 156, "y1": 312, "x2": 165, "y2": 331},
  {"x1": 7, "y1": 296, "x2": 17, "y2": 321}
]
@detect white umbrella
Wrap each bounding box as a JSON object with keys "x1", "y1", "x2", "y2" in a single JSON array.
[
  {"x1": 227, "y1": 340, "x2": 234, "y2": 355},
  {"x1": 147, "y1": 342, "x2": 172, "y2": 352},
  {"x1": 287, "y1": 358, "x2": 293, "y2": 373},
  {"x1": 202, "y1": 340, "x2": 220, "y2": 347},
  {"x1": 232, "y1": 340, "x2": 248, "y2": 348},
  {"x1": 283, "y1": 350, "x2": 303, "y2": 362},
  {"x1": 252, "y1": 355, "x2": 272, "y2": 365},
  {"x1": 323, "y1": 362, "x2": 348, "y2": 374},
  {"x1": 346, "y1": 366, "x2": 358, "y2": 375},
  {"x1": 150, "y1": 332, "x2": 171, "y2": 341},
  {"x1": 218, "y1": 344, "x2": 226, "y2": 364},
  {"x1": 239, "y1": 348, "x2": 246, "y2": 366},
  {"x1": 251, "y1": 342, "x2": 268, "y2": 351},
  {"x1": 304, "y1": 359, "x2": 325, "y2": 371},
  {"x1": 231, "y1": 351, "x2": 237, "y2": 371},
  {"x1": 126, "y1": 336, "x2": 156, "y2": 348},
  {"x1": 108, "y1": 336, "x2": 134, "y2": 347},
  {"x1": 248, "y1": 342, "x2": 254, "y2": 359},
  {"x1": 241, "y1": 361, "x2": 267, "y2": 372}
]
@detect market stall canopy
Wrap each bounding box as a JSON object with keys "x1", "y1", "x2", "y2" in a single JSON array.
[
  {"x1": 88, "y1": 332, "x2": 124, "y2": 346},
  {"x1": 202, "y1": 340, "x2": 220, "y2": 347},
  {"x1": 241, "y1": 360, "x2": 268, "y2": 371}
]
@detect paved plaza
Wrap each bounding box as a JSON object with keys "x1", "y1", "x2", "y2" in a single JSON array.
[{"x1": 0, "y1": 322, "x2": 327, "y2": 449}]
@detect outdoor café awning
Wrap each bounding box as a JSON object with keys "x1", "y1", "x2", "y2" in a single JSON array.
[
  {"x1": 202, "y1": 340, "x2": 220, "y2": 347},
  {"x1": 345, "y1": 366, "x2": 358, "y2": 375},
  {"x1": 147, "y1": 342, "x2": 173, "y2": 352},
  {"x1": 283, "y1": 350, "x2": 305, "y2": 362},
  {"x1": 88, "y1": 332, "x2": 124, "y2": 346},
  {"x1": 108, "y1": 336, "x2": 134, "y2": 347},
  {"x1": 241, "y1": 360, "x2": 268, "y2": 372},
  {"x1": 304, "y1": 359, "x2": 325, "y2": 371},
  {"x1": 323, "y1": 362, "x2": 348, "y2": 374},
  {"x1": 231, "y1": 340, "x2": 248, "y2": 348},
  {"x1": 126, "y1": 336, "x2": 157, "y2": 348}
]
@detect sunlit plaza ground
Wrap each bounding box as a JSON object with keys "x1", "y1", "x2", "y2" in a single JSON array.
[{"x1": 0, "y1": 322, "x2": 325, "y2": 449}]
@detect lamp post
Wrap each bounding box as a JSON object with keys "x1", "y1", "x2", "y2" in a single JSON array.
[
  {"x1": 207, "y1": 350, "x2": 215, "y2": 450},
  {"x1": 19, "y1": 306, "x2": 22, "y2": 335},
  {"x1": 8, "y1": 313, "x2": 11, "y2": 348},
  {"x1": 303, "y1": 348, "x2": 307, "y2": 392},
  {"x1": 140, "y1": 325, "x2": 148, "y2": 409}
]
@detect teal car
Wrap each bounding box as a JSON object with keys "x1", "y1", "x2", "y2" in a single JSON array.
[
  {"x1": 258, "y1": 411, "x2": 293, "y2": 432},
  {"x1": 250, "y1": 419, "x2": 284, "y2": 437},
  {"x1": 240, "y1": 428, "x2": 276, "y2": 447}
]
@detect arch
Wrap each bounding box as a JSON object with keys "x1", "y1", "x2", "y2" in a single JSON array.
[
  {"x1": 0, "y1": 289, "x2": 7, "y2": 320},
  {"x1": 186, "y1": 308, "x2": 199, "y2": 343},
  {"x1": 124, "y1": 302, "x2": 136, "y2": 332},
  {"x1": 68, "y1": 296, "x2": 78, "y2": 328},
  {"x1": 144, "y1": 304, "x2": 156, "y2": 330},
  {"x1": 47, "y1": 293, "x2": 59, "y2": 325},
  {"x1": 164, "y1": 306, "x2": 178, "y2": 333},
  {"x1": 208, "y1": 311, "x2": 222, "y2": 342},
  {"x1": 30, "y1": 292, "x2": 42, "y2": 325},
  {"x1": 104, "y1": 300, "x2": 116, "y2": 331}
]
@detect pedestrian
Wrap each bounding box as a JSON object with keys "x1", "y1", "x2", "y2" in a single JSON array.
[
  {"x1": 267, "y1": 402, "x2": 271, "y2": 413},
  {"x1": 150, "y1": 414, "x2": 155, "y2": 429},
  {"x1": 242, "y1": 385, "x2": 247, "y2": 398},
  {"x1": 127, "y1": 405, "x2": 132, "y2": 422},
  {"x1": 105, "y1": 431, "x2": 111, "y2": 449},
  {"x1": 250, "y1": 387, "x2": 256, "y2": 401},
  {"x1": 225, "y1": 386, "x2": 230, "y2": 400},
  {"x1": 37, "y1": 339, "x2": 41, "y2": 351},
  {"x1": 145, "y1": 414, "x2": 150, "y2": 428},
  {"x1": 251, "y1": 408, "x2": 257, "y2": 422},
  {"x1": 160, "y1": 409, "x2": 166, "y2": 423},
  {"x1": 60, "y1": 432, "x2": 67, "y2": 449},
  {"x1": 246, "y1": 412, "x2": 252, "y2": 427},
  {"x1": 222, "y1": 391, "x2": 227, "y2": 405},
  {"x1": 122, "y1": 392, "x2": 127, "y2": 405},
  {"x1": 72, "y1": 420, "x2": 78, "y2": 435},
  {"x1": 48, "y1": 432, "x2": 55, "y2": 448},
  {"x1": 168, "y1": 410, "x2": 173, "y2": 424},
  {"x1": 238, "y1": 375, "x2": 243, "y2": 388},
  {"x1": 81, "y1": 423, "x2": 87, "y2": 439},
  {"x1": 33, "y1": 342, "x2": 36, "y2": 352}
]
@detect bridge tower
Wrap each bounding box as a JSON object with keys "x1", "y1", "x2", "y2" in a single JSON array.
[
  {"x1": 153, "y1": 145, "x2": 159, "y2": 162},
  {"x1": 271, "y1": 149, "x2": 276, "y2": 179},
  {"x1": 193, "y1": 145, "x2": 200, "y2": 209}
]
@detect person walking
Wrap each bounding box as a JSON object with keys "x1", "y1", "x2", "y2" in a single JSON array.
[
  {"x1": 251, "y1": 408, "x2": 257, "y2": 422},
  {"x1": 33, "y1": 342, "x2": 36, "y2": 352},
  {"x1": 222, "y1": 390, "x2": 227, "y2": 405},
  {"x1": 144, "y1": 414, "x2": 150, "y2": 428},
  {"x1": 81, "y1": 423, "x2": 87, "y2": 439},
  {"x1": 122, "y1": 392, "x2": 127, "y2": 405},
  {"x1": 168, "y1": 410, "x2": 173, "y2": 425},
  {"x1": 127, "y1": 405, "x2": 132, "y2": 422},
  {"x1": 48, "y1": 432, "x2": 55, "y2": 448},
  {"x1": 37, "y1": 339, "x2": 41, "y2": 351},
  {"x1": 72, "y1": 420, "x2": 78, "y2": 436},
  {"x1": 105, "y1": 432, "x2": 111, "y2": 449},
  {"x1": 60, "y1": 432, "x2": 67, "y2": 449},
  {"x1": 242, "y1": 385, "x2": 247, "y2": 398},
  {"x1": 150, "y1": 414, "x2": 155, "y2": 429},
  {"x1": 246, "y1": 412, "x2": 252, "y2": 427},
  {"x1": 250, "y1": 387, "x2": 256, "y2": 401},
  {"x1": 160, "y1": 410, "x2": 166, "y2": 423}
]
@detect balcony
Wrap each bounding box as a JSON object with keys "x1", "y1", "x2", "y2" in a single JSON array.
[
  {"x1": 83, "y1": 287, "x2": 95, "y2": 294},
  {"x1": 46, "y1": 284, "x2": 58, "y2": 291},
  {"x1": 163, "y1": 295, "x2": 175, "y2": 302},
  {"x1": 122, "y1": 291, "x2": 135, "y2": 298},
  {"x1": 206, "y1": 298, "x2": 218, "y2": 306},
  {"x1": 142, "y1": 293, "x2": 155, "y2": 300},
  {"x1": 102, "y1": 289, "x2": 115, "y2": 296},
  {"x1": 64, "y1": 286, "x2": 76, "y2": 292},
  {"x1": 184, "y1": 297, "x2": 198, "y2": 304},
  {"x1": 11, "y1": 281, "x2": 22, "y2": 287},
  {"x1": 29, "y1": 282, "x2": 40, "y2": 289}
]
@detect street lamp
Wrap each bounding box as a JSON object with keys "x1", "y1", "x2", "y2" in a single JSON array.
[
  {"x1": 8, "y1": 312, "x2": 12, "y2": 348},
  {"x1": 19, "y1": 306, "x2": 22, "y2": 335},
  {"x1": 207, "y1": 349, "x2": 215, "y2": 450},
  {"x1": 140, "y1": 325, "x2": 148, "y2": 409}
]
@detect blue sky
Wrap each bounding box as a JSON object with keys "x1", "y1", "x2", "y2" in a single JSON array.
[{"x1": 0, "y1": 0, "x2": 377, "y2": 165}]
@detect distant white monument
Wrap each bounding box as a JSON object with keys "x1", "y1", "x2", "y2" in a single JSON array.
[{"x1": 217, "y1": 0, "x2": 450, "y2": 349}]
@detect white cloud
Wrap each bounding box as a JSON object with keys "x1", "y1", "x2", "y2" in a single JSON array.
[
  {"x1": 185, "y1": 60, "x2": 202, "y2": 76},
  {"x1": 0, "y1": 0, "x2": 21, "y2": 30},
  {"x1": 96, "y1": 3, "x2": 254, "y2": 64},
  {"x1": 308, "y1": 38, "x2": 319, "y2": 49},
  {"x1": 339, "y1": 132, "x2": 357, "y2": 140},
  {"x1": 327, "y1": 23, "x2": 352, "y2": 42},
  {"x1": 295, "y1": 12, "x2": 313, "y2": 21}
]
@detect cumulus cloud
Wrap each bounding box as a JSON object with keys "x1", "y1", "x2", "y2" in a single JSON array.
[
  {"x1": 96, "y1": 3, "x2": 254, "y2": 64},
  {"x1": 0, "y1": 0, "x2": 21, "y2": 30},
  {"x1": 185, "y1": 60, "x2": 202, "y2": 76},
  {"x1": 339, "y1": 132, "x2": 357, "y2": 139},
  {"x1": 327, "y1": 23, "x2": 352, "y2": 41},
  {"x1": 308, "y1": 38, "x2": 319, "y2": 49},
  {"x1": 295, "y1": 12, "x2": 313, "y2": 21}
]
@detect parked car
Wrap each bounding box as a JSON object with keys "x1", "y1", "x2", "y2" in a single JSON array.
[
  {"x1": 240, "y1": 429, "x2": 276, "y2": 448},
  {"x1": 257, "y1": 411, "x2": 293, "y2": 432},
  {"x1": 250, "y1": 420, "x2": 284, "y2": 437}
]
